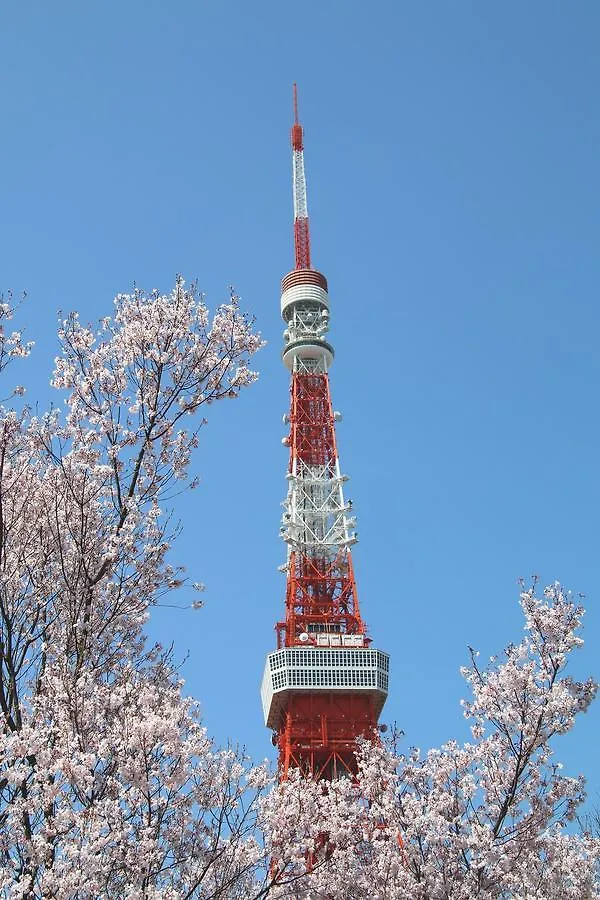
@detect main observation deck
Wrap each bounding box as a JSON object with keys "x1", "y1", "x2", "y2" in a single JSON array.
[{"x1": 261, "y1": 646, "x2": 389, "y2": 730}]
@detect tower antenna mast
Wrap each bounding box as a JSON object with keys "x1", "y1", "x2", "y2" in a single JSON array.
[{"x1": 291, "y1": 84, "x2": 311, "y2": 270}]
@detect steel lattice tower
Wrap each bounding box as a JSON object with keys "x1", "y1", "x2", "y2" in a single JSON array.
[{"x1": 261, "y1": 87, "x2": 389, "y2": 780}]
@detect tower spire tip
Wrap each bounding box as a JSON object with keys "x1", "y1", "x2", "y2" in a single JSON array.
[{"x1": 291, "y1": 84, "x2": 303, "y2": 152}]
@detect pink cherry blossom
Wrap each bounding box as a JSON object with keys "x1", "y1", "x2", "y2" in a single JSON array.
[
  {"x1": 260, "y1": 583, "x2": 599, "y2": 899},
  {"x1": 0, "y1": 288, "x2": 597, "y2": 898},
  {"x1": 0, "y1": 285, "x2": 273, "y2": 898}
]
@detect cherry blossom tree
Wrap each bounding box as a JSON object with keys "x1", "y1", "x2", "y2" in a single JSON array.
[
  {"x1": 261, "y1": 583, "x2": 599, "y2": 899},
  {"x1": 0, "y1": 288, "x2": 598, "y2": 898},
  {"x1": 0, "y1": 284, "x2": 279, "y2": 899}
]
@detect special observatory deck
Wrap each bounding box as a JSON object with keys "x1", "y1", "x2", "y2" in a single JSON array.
[{"x1": 261, "y1": 646, "x2": 389, "y2": 730}]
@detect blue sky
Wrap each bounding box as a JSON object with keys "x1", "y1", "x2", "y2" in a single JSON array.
[{"x1": 2, "y1": 2, "x2": 599, "y2": 809}]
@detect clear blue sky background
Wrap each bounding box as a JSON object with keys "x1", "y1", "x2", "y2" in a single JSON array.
[{"x1": 2, "y1": 2, "x2": 599, "y2": 810}]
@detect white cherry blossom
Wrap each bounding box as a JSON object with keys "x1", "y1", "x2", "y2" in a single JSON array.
[
  {"x1": 0, "y1": 288, "x2": 597, "y2": 898},
  {"x1": 261, "y1": 583, "x2": 599, "y2": 899}
]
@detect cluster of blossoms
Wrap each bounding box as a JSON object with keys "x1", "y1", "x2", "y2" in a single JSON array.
[
  {"x1": 261, "y1": 585, "x2": 599, "y2": 898},
  {"x1": 0, "y1": 295, "x2": 34, "y2": 402},
  {"x1": 0, "y1": 285, "x2": 275, "y2": 898},
  {"x1": 0, "y1": 290, "x2": 597, "y2": 898}
]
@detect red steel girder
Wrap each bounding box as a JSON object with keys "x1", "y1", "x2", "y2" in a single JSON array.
[
  {"x1": 290, "y1": 372, "x2": 337, "y2": 467},
  {"x1": 277, "y1": 693, "x2": 378, "y2": 780}
]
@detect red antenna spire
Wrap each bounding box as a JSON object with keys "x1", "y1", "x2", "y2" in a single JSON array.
[{"x1": 291, "y1": 84, "x2": 311, "y2": 269}]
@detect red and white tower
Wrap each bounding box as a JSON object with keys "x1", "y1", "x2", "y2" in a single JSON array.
[{"x1": 261, "y1": 87, "x2": 389, "y2": 780}]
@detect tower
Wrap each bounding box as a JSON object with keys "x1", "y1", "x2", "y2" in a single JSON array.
[{"x1": 261, "y1": 87, "x2": 389, "y2": 780}]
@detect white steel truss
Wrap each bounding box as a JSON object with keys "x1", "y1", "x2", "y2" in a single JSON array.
[
  {"x1": 294, "y1": 356, "x2": 328, "y2": 374},
  {"x1": 292, "y1": 149, "x2": 308, "y2": 221},
  {"x1": 285, "y1": 303, "x2": 329, "y2": 344},
  {"x1": 281, "y1": 458, "x2": 357, "y2": 557}
]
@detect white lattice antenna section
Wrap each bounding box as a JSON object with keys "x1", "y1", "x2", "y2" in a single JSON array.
[
  {"x1": 280, "y1": 460, "x2": 357, "y2": 555},
  {"x1": 293, "y1": 148, "x2": 308, "y2": 221}
]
